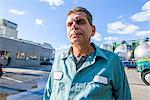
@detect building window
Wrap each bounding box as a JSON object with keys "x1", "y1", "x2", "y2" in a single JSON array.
[
  {"x1": 0, "y1": 27, "x2": 4, "y2": 34},
  {"x1": 27, "y1": 52, "x2": 38, "y2": 60},
  {"x1": 0, "y1": 50, "x2": 10, "y2": 60},
  {"x1": 16, "y1": 52, "x2": 25, "y2": 60},
  {"x1": 40, "y1": 56, "x2": 44, "y2": 61}
]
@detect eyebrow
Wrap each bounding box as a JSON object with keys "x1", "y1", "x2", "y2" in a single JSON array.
[
  {"x1": 74, "y1": 19, "x2": 86, "y2": 24},
  {"x1": 66, "y1": 18, "x2": 87, "y2": 27}
]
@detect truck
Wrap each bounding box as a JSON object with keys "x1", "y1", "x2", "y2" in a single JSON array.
[{"x1": 134, "y1": 38, "x2": 150, "y2": 85}]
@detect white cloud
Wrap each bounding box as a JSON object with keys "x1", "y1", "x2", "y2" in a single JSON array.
[
  {"x1": 91, "y1": 32, "x2": 102, "y2": 41},
  {"x1": 117, "y1": 15, "x2": 123, "y2": 19},
  {"x1": 135, "y1": 30, "x2": 150, "y2": 37},
  {"x1": 60, "y1": 44, "x2": 70, "y2": 49},
  {"x1": 131, "y1": 1, "x2": 150, "y2": 22},
  {"x1": 131, "y1": 11, "x2": 150, "y2": 22},
  {"x1": 55, "y1": 44, "x2": 70, "y2": 51},
  {"x1": 35, "y1": 18, "x2": 45, "y2": 26},
  {"x1": 142, "y1": 0, "x2": 150, "y2": 11},
  {"x1": 107, "y1": 21, "x2": 139, "y2": 34},
  {"x1": 39, "y1": 0, "x2": 64, "y2": 8},
  {"x1": 73, "y1": 0, "x2": 77, "y2": 4},
  {"x1": 104, "y1": 36, "x2": 120, "y2": 43},
  {"x1": 9, "y1": 9, "x2": 26, "y2": 16}
]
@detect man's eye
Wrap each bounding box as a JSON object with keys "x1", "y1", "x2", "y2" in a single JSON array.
[
  {"x1": 76, "y1": 19, "x2": 86, "y2": 25},
  {"x1": 67, "y1": 23, "x2": 72, "y2": 27}
]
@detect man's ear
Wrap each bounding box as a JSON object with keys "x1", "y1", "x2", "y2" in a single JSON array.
[{"x1": 91, "y1": 25, "x2": 96, "y2": 36}]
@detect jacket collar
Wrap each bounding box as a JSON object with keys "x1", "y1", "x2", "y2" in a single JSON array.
[
  {"x1": 62, "y1": 43, "x2": 108, "y2": 60},
  {"x1": 92, "y1": 43, "x2": 108, "y2": 60}
]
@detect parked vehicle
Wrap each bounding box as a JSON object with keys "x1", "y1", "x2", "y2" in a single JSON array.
[
  {"x1": 122, "y1": 60, "x2": 137, "y2": 68},
  {"x1": 134, "y1": 38, "x2": 150, "y2": 85},
  {"x1": 136, "y1": 58, "x2": 150, "y2": 85}
]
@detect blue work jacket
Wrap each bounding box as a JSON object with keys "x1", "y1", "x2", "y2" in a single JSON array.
[{"x1": 43, "y1": 43, "x2": 131, "y2": 100}]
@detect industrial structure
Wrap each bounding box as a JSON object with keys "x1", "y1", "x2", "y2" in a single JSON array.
[
  {"x1": 100, "y1": 38, "x2": 150, "y2": 85},
  {"x1": 0, "y1": 18, "x2": 54, "y2": 67}
]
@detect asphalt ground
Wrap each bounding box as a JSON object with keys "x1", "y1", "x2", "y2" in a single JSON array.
[
  {"x1": 0, "y1": 66, "x2": 50, "y2": 100},
  {"x1": 0, "y1": 66, "x2": 150, "y2": 100},
  {"x1": 125, "y1": 68, "x2": 150, "y2": 100}
]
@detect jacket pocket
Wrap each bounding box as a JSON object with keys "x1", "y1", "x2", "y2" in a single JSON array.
[{"x1": 72, "y1": 82, "x2": 109, "y2": 100}]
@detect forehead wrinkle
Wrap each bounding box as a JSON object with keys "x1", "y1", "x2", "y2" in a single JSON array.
[
  {"x1": 69, "y1": 12, "x2": 86, "y2": 19},
  {"x1": 67, "y1": 16, "x2": 85, "y2": 23},
  {"x1": 73, "y1": 15, "x2": 81, "y2": 21},
  {"x1": 66, "y1": 12, "x2": 88, "y2": 26}
]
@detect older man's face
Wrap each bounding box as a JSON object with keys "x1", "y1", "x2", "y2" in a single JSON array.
[{"x1": 66, "y1": 12, "x2": 95, "y2": 46}]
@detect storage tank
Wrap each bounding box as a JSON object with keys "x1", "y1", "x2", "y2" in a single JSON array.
[
  {"x1": 134, "y1": 40, "x2": 150, "y2": 59},
  {"x1": 114, "y1": 41, "x2": 132, "y2": 60}
]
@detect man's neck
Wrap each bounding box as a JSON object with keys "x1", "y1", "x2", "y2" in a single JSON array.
[{"x1": 72, "y1": 43, "x2": 94, "y2": 57}]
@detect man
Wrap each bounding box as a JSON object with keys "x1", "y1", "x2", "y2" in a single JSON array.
[
  {"x1": 0, "y1": 63, "x2": 3, "y2": 78},
  {"x1": 43, "y1": 7, "x2": 131, "y2": 100},
  {"x1": 7, "y1": 56, "x2": 11, "y2": 66}
]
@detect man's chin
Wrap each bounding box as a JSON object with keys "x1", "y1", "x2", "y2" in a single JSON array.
[
  {"x1": 71, "y1": 42, "x2": 82, "y2": 50},
  {"x1": 71, "y1": 41, "x2": 81, "y2": 45}
]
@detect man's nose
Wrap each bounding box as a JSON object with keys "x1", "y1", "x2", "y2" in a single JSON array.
[{"x1": 72, "y1": 22, "x2": 79, "y2": 30}]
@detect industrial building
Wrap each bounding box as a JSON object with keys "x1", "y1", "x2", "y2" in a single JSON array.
[{"x1": 0, "y1": 18, "x2": 54, "y2": 66}]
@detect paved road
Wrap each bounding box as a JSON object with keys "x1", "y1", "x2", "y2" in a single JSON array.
[
  {"x1": 125, "y1": 68, "x2": 150, "y2": 100},
  {"x1": 1, "y1": 67, "x2": 150, "y2": 100},
  {"x1": 0, "y1": 66, "x2": 50, "y2": 100}
]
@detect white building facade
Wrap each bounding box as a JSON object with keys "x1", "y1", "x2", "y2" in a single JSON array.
[{"x1": 0, "y1": 18, "x2": 54, "y2": 67}]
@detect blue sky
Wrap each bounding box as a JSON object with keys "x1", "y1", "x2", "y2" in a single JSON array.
[{"x1": 0, "y1": 0, "x2": 150, "y2": 50}]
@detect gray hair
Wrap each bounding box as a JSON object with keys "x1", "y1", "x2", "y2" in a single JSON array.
[{"x1": 67, "y1": 7, "x2": 93, "y2": 26}]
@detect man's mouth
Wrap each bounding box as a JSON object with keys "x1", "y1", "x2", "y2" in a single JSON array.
[
  {"x1": 70, "y1": 32, "x2": 82, "y2": 36},
  {"x1": 70, "y1": 33, "x2": 82, "y2": 39}
]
